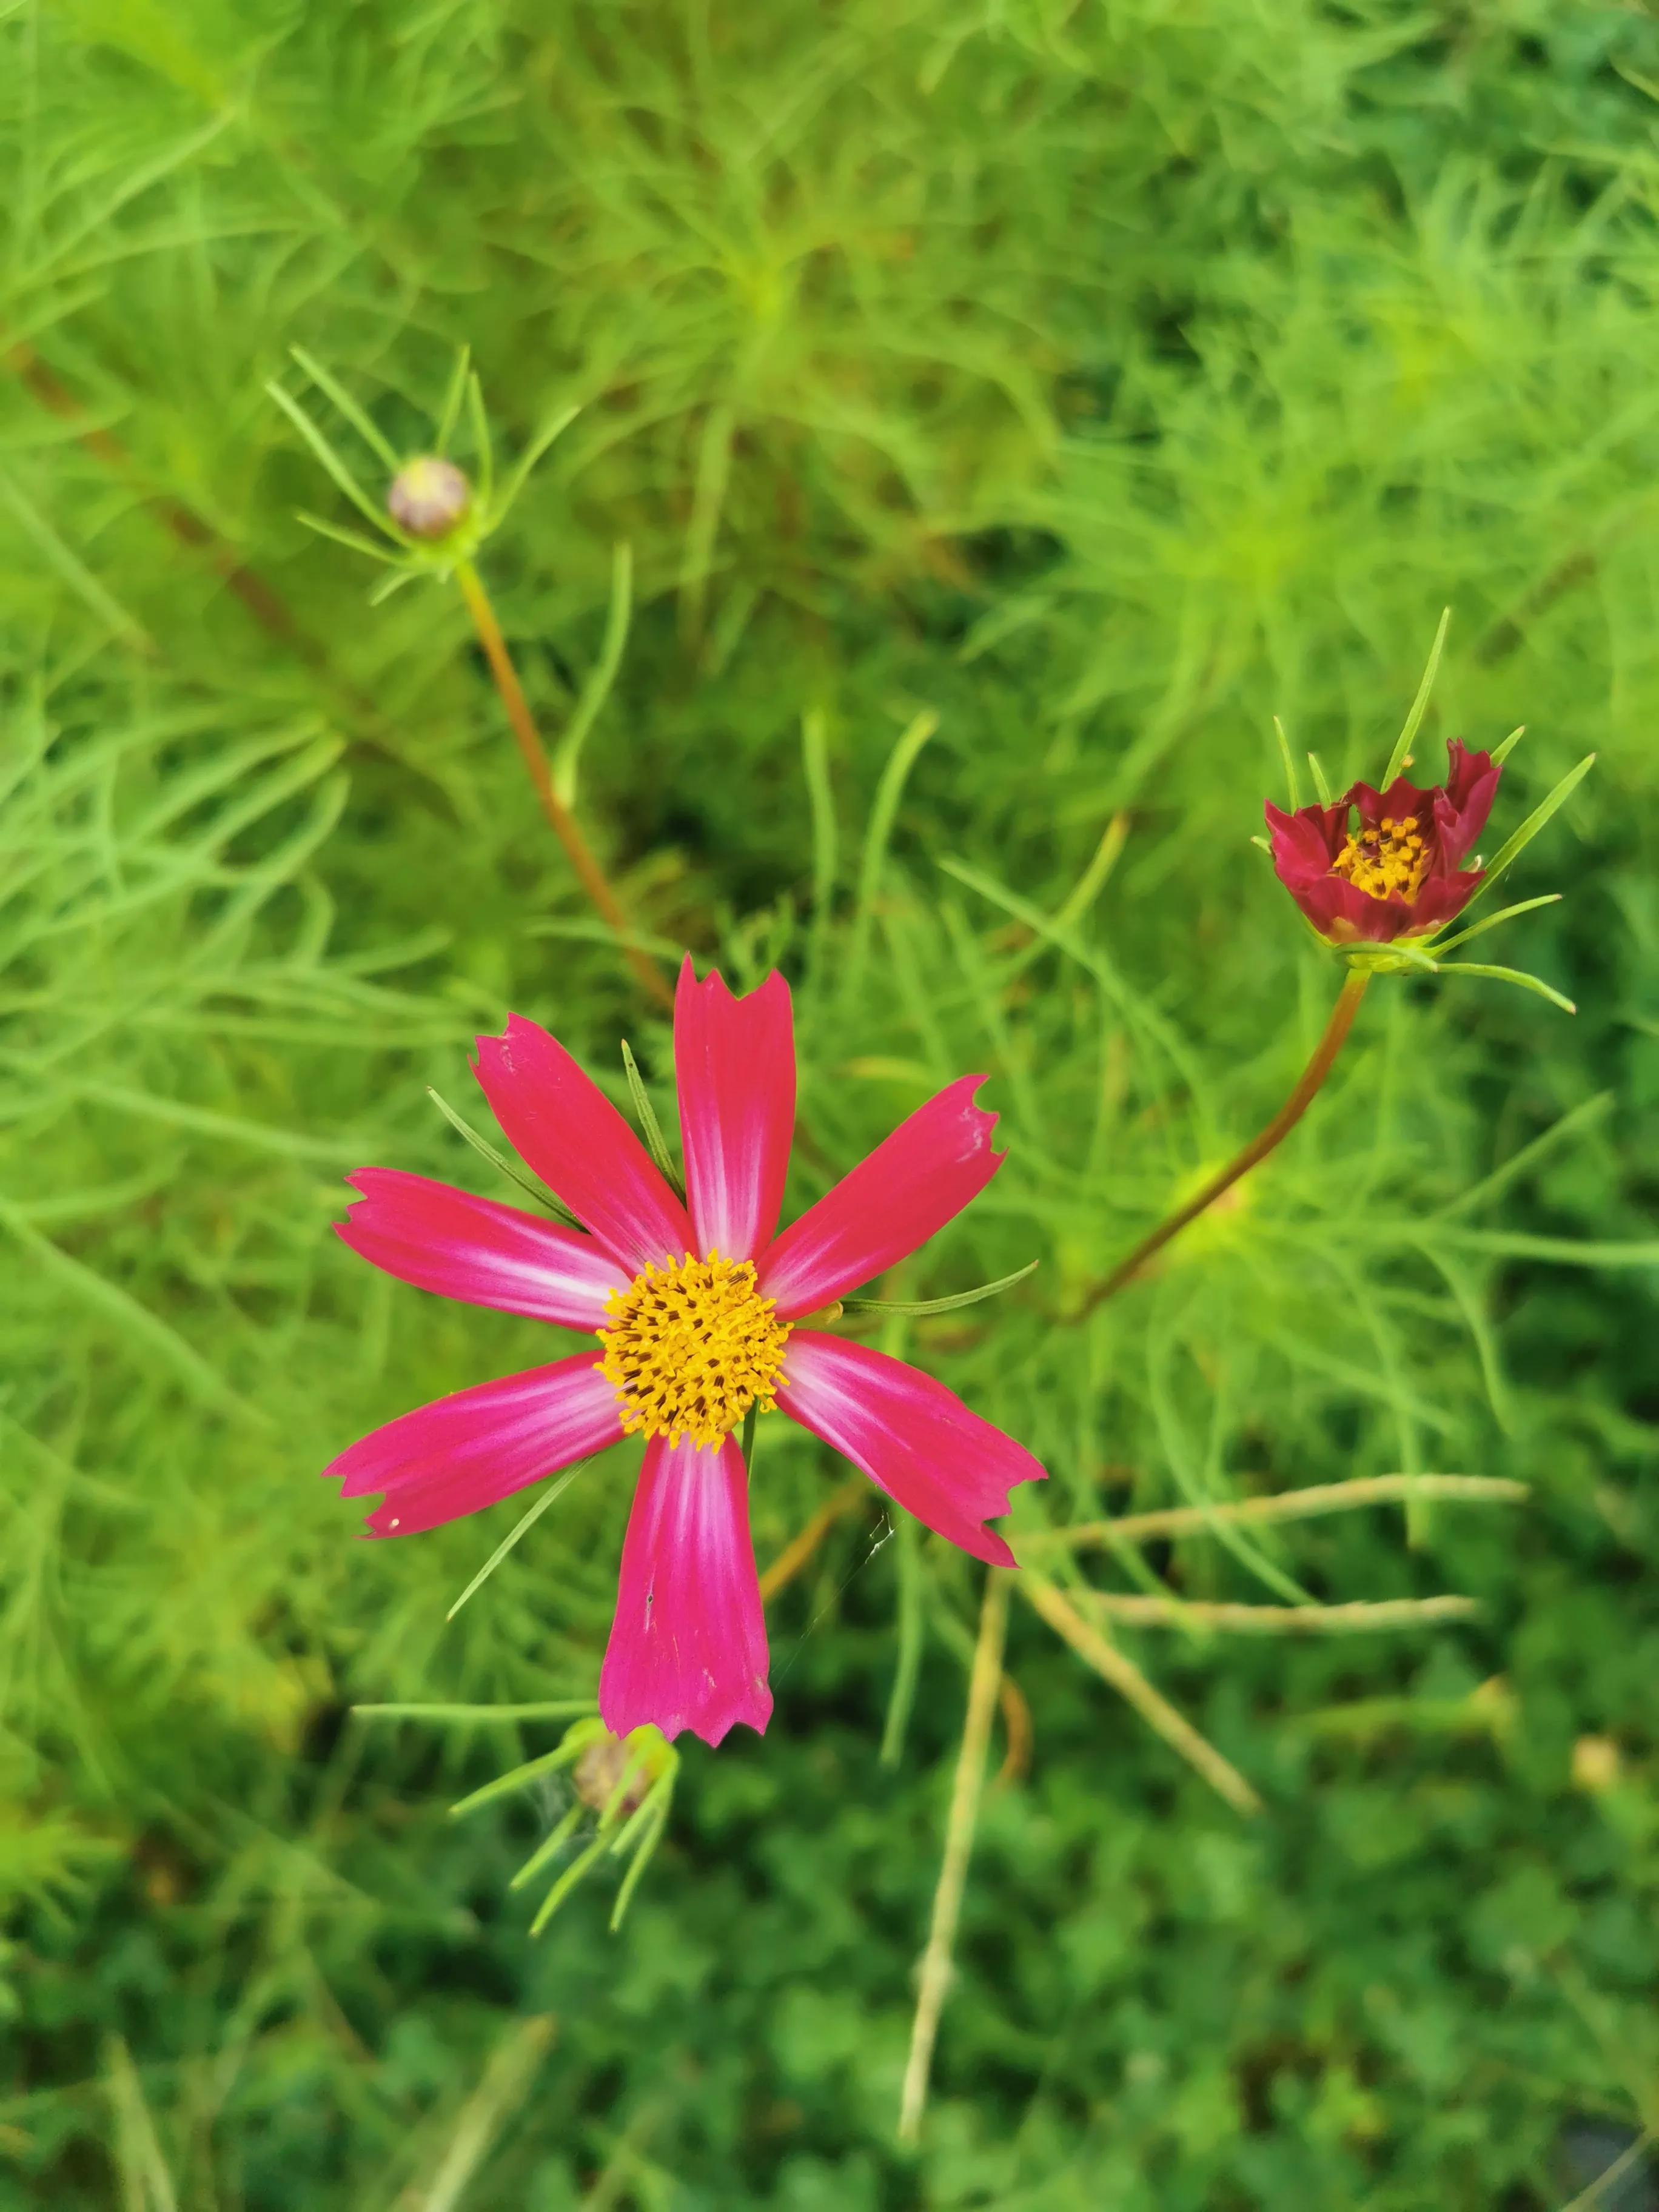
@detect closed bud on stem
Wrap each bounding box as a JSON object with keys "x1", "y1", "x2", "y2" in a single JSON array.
[
  {"x1": 573, "y1": 1725, "x2": 666, "y2": 1817},
  {"x1": 387, "y1": 455, "x2": 472, "y2": 540}
]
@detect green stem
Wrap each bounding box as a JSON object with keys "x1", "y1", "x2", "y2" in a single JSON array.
[{"x1": 1079, "y1": 968, "x2": 1372, "y2": 1313}]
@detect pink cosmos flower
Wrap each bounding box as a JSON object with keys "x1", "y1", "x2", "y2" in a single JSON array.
[
  {"x1": 1265, "y1": 739, "x2": 1502, "y2": 945},
  {"x1": 324, "y1": 959, "x2": 1046, "y2": 1747}
]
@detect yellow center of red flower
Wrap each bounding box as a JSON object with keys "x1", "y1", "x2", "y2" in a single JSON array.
[
  {"x1": 1332, "y1": 814, "x2": 1429, "y2": 903},
  {"x1": 595, "y1": 1253, "x2": 791, "y2": 1449}
]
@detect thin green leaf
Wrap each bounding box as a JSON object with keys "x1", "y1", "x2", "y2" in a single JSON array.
[
  {"x1": 352, "y1": 1702, "x2": 597, "y2": 1723},
  {"x1": 1435, "y1": 960, "x2": 1575, "y2": 1014},
  {"x1": 1433, "y1": 1091, "x2": 1614, "y2": 1220},
  {"x1": 740, "y1": 1400, "x2": 759, "y2": 1473},
  {"x1": 466, "y1": 370, "x2": 494, "y2": 514},
  {"x1": 367, "y1": 566, "x2": 421, "y2": 605},
  {"x1": 1429, "y1": 894, "x2": 1561, "y2": 954},
  {"x1": 1051, "y1": 813, "x2": 1129, "y2": 932},
  {"x1": 447, "y1": 1461, "x2": 593, "y2": 1621},
  {"x1": 1469, "y1": 752, "x2": 1596, "y2": 903},
  {"x1": 289, "y1": 345, "x2": 400, "y2": 471},
  {"x1": 426, "y1": 1087, "x2": 583, "y2": 1227},
  {"x1": 802, "y1": 708, "x2": 839, "y2": 987},
  {"x1": 1381, "y1": 607, "x2": 1450, "y2": 785},
  {"x1": 0, "y1": 470, "x2": 153, "y2": 650},
  {"x1": 620, "y1": 1041, "x2": 685, "y2": 1198},
  {"x1": 843, "y1": 708, "x2": 939, "y2": 1004},
  {"x1": 1491, "y1": 724, "x2": 1526, "y2": 765},
  {"x1": 493, "y1": 401, "x2": 581, "y2": 527},
  {"x1": 842, "y1": 1259, "x2": 1039, "y2": 1318},
  {"x1": 554, "y1": 541, "x2": 632, "y2": 805},
  {"x1": 434, "y1": 344, "x2": 473, "y2": 455},
  {"x1": 1272, "y1": 716, "x2": 1301, "y2": 811},
  {"x1": 1306, "y1": 751, "x2": 1332, "y2": 806},
  {"x1": 266, "y1": 381, "x2": 393, "y2": 535},
  {"x1": 296, "y1": 511, "x2": 404, "y2": 566}
]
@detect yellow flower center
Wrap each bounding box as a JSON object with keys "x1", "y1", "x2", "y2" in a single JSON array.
[
  {"x1": 595, "y1": 1252, "x2": 791, "y2": 1450},
  {"x1": 1331, "y1": 813, "x2": 1429, "y2": 903}
]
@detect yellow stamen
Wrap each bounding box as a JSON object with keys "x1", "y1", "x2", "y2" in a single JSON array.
[
  {"x1": 1331, "y1": 813, "x2": 1432, "y2": 904},
  {"x1": 596, "y1": 1252, "x2": 791, "y2": 1449}
]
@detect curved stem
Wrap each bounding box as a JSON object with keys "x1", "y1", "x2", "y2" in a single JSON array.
[
  {"x1": 455, "y1": 561, "x2": 673, "y2": 1011},
  {"x1": 1081, "y1": 967, "x2": 1372, "y2": 1314}
]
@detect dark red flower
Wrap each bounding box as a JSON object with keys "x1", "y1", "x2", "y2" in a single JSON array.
[{"x1": 1265, "y1": 740, "x2": 1501, "y2": 945}]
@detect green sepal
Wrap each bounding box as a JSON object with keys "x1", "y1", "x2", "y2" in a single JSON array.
[
  {"x1": 1428, "y1": 893, "x2": 1561, "y2": 954},
  {"x1": 620, "y1": 1041, "x2": 685, "y2": 1199},
  {"x1": 840, "y1": 1258, "x2": 1038, "y2": 1317},
  {"x1": 1434, "y1": 961, "x2": 1576, "y2": 1014},
  {"x1": 1339, "y1": 939, "x2": 1441, "y2": 979},
  {"x1": 448, "y1": 1738, "x2": 589, "y2": 1820},
  {"x1": 426, "y1": 1085, "x2": 584, "y2": 1228}
]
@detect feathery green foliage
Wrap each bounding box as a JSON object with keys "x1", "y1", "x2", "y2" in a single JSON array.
[{"x1": 1, "y1": 1, "x2": 1656, "y2": 2206}]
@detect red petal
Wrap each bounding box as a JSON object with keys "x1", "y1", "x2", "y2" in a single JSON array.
[
  {"x1": 472, "y1": 1014, "x2": 693, "y2": 1276},
  {"x1": 674, "y1": 958, "x2": 796, "y2": 1263},
  {"x1": 325, "y1": 1356, "x2": 623, "y2": 1537},
  {"x1": 757, "y1": 1076, "x2": 1003, "y2": 1320},
  {"x1": 1265, "y1": 799, "x2": 1349, "y2": 885},
  {"x1": 598, "y1": 1433, "x2": 773, "y2": 1746},
  {"x1": 777, "y1": 1331, "x2": 1044, "y2": 1566},
  {"x1": 1435, "y1": 742, "x2": 1501, "y2": 863},
  {"x1": 337, "y1": 1168, "x2": 628, "y2": 1330}
]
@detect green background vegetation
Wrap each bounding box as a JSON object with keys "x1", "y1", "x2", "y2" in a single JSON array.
[{"x1": 2, "y1": 1, "x2": 1657, "y2": 2204}]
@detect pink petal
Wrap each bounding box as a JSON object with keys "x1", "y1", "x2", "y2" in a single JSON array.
[
  {"x1": 324, "y1": 1356, "x2": 623, "y2": 1538},
  {"x1": 674, "y1": 957, "x2": 796, "y2": 1263},
  {"x1": 757, "y1": 1076, "x2": 1003, "y2": 1321},
  {"x1": 598, "y1": 1433, "x2": 772, "y2": 1746},
  {"x1": 472, "y1": 1014, "x2": 693, "y2": 1277},
  {"x1": 777, "y1": 1331, "x2": 1044, "y2": 1566},
  {"x1": 337, "y1": 1168, "x2": 629, "y2": 1330}
]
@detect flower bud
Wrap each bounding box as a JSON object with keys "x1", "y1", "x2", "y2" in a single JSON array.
[
  {"x1": 386, "y1": 455, "x2": 471, "y2": 540},
  {"x1": 573, "y1": 1728, "x2": 655, "y2": 1817}
]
